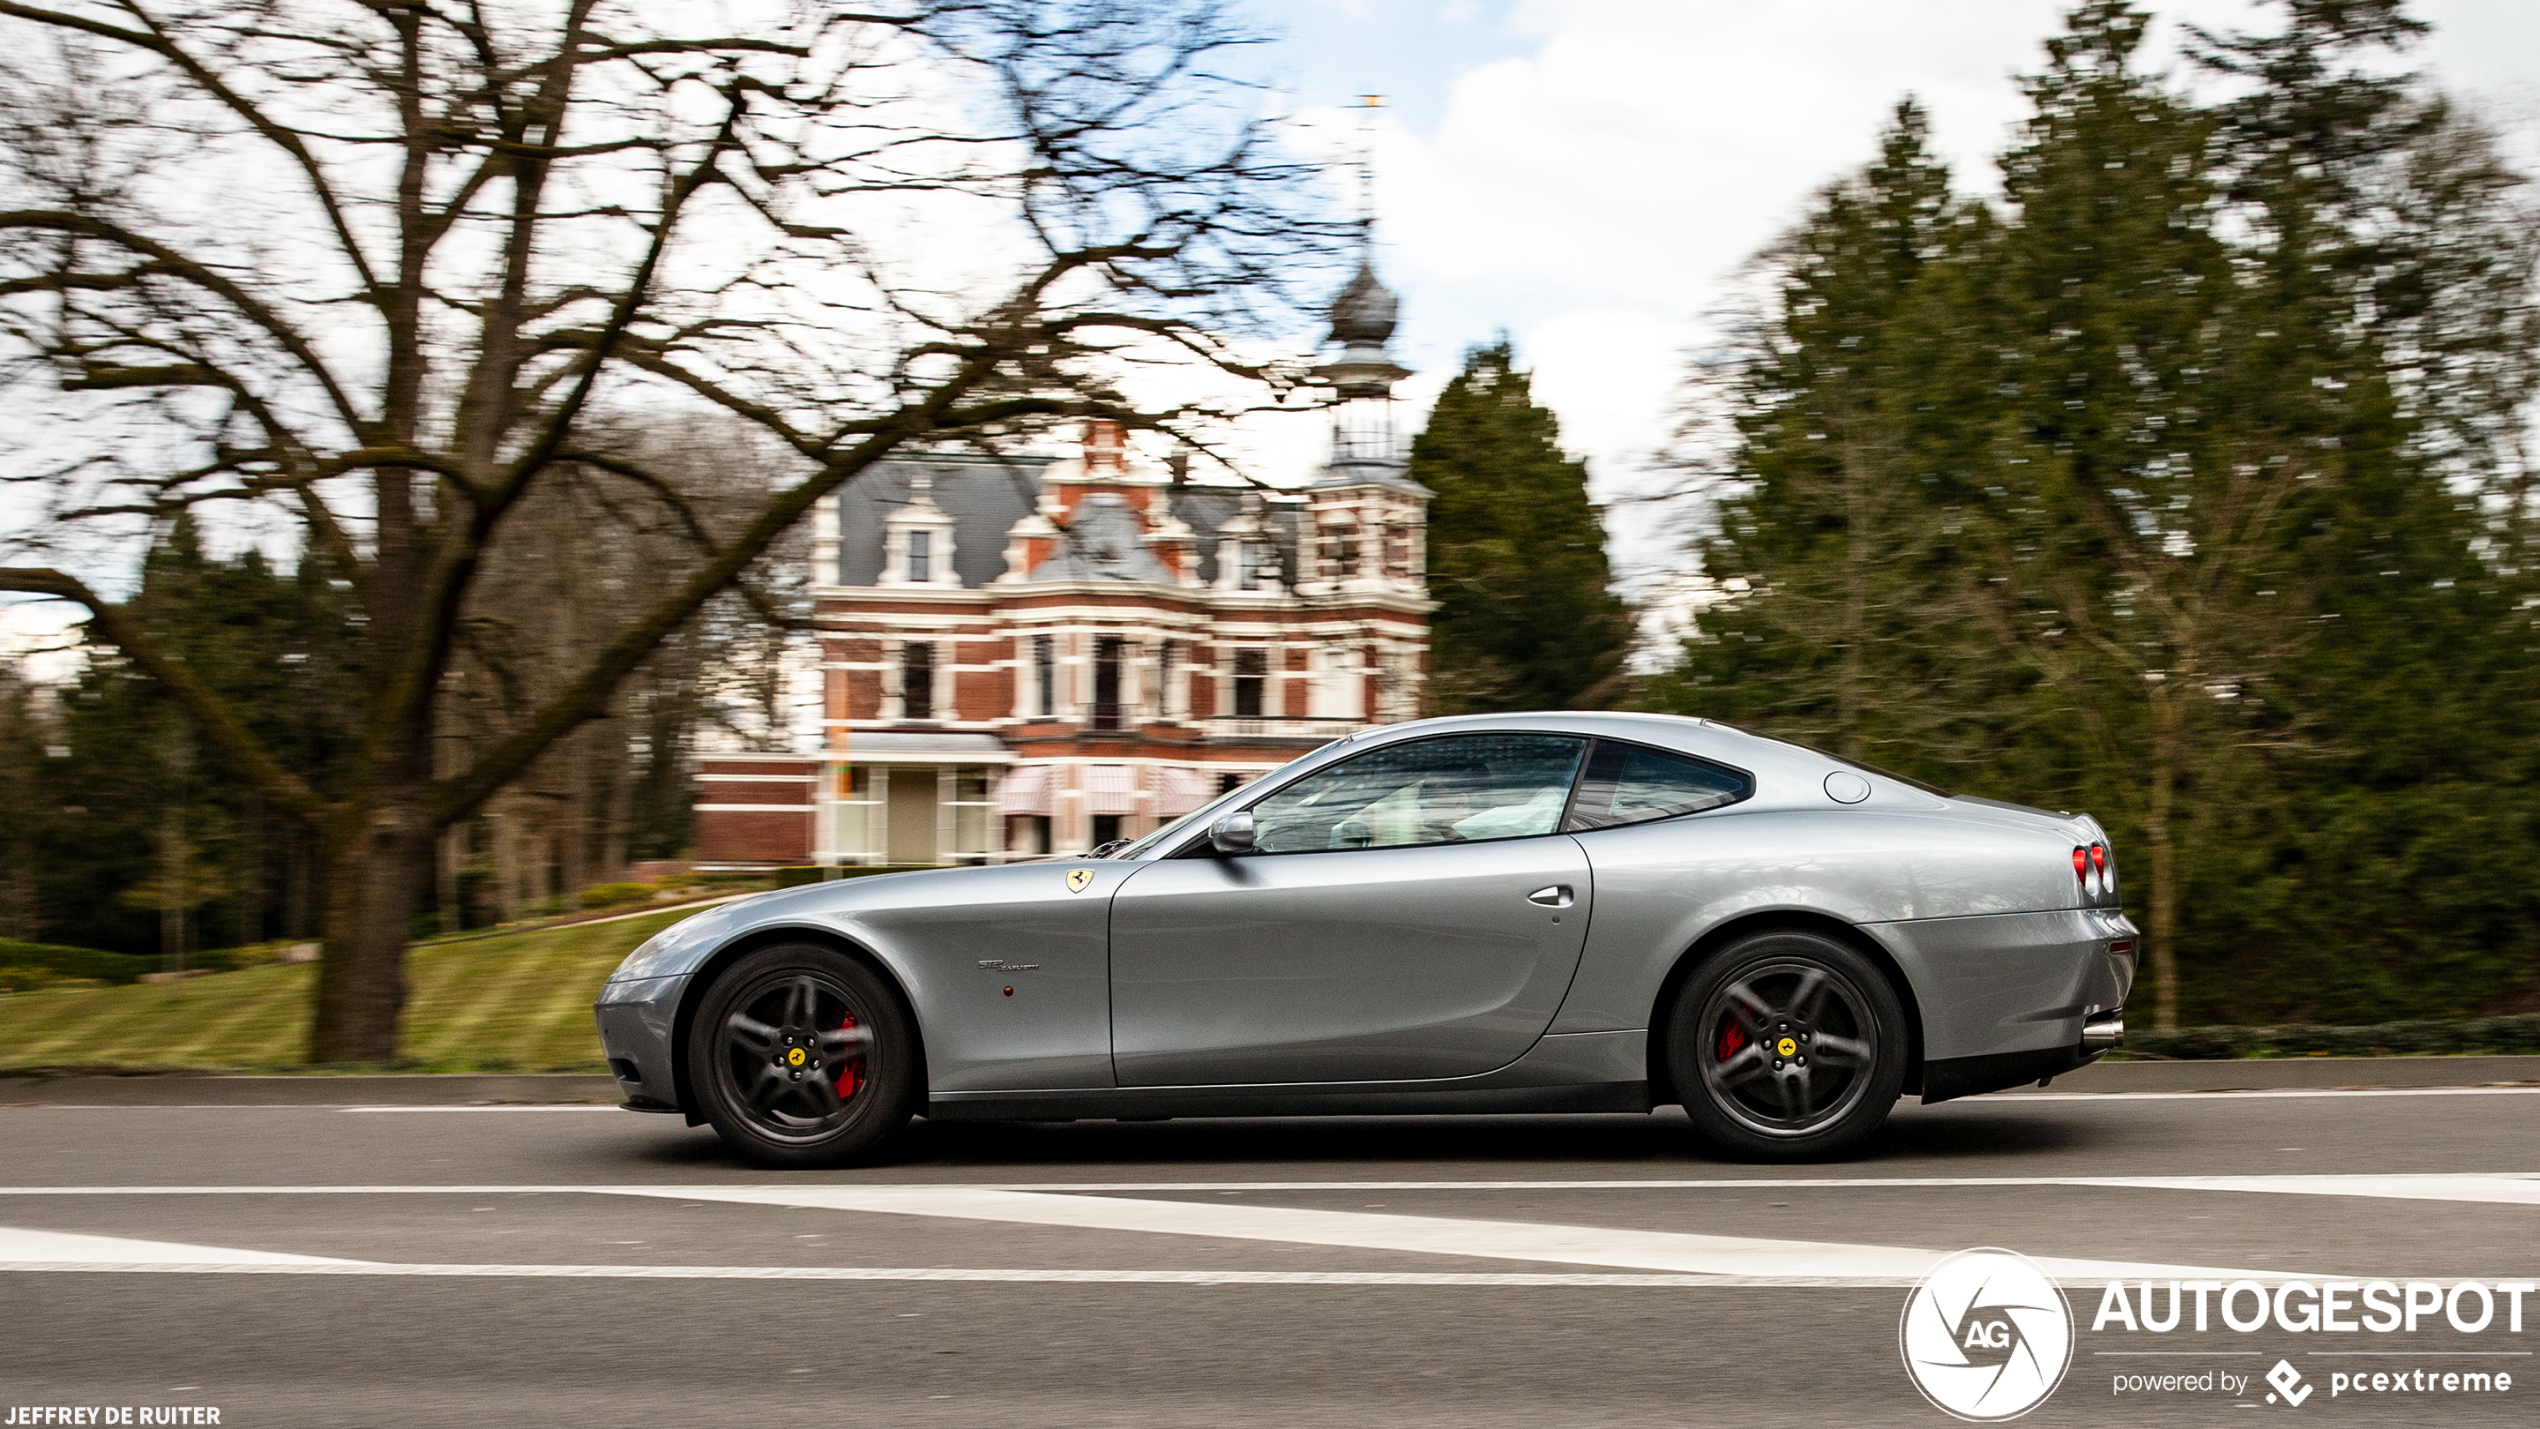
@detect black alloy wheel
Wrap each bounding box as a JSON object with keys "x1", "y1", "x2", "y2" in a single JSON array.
[
  {"x1": 688, "y1": 943, "x2": 917, "y2": 1168},
  {"x1": 1667, "y1": 929, "x2": 1907, "y2": 1161}
]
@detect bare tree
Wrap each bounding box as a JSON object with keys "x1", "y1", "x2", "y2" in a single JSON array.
[{"x1": 0, "y1": 0, "x2": 1338, "y2": 1058}]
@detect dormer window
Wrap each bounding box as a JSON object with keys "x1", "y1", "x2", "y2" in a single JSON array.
[
  {"x1": 1237, "y1": 541, "x2": 1268, "y2": 591},
  {"x1": 879, "y1": 469, "x2": 958, "y2": 587}
]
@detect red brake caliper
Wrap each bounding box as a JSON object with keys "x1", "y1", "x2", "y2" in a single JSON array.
[
  {"x1": 1715, "y1": 1022, "x2": 1747, "y2": 1063},
  {"x1": 835, "y1": 1013, "x2": 864, "y2": 1101}
]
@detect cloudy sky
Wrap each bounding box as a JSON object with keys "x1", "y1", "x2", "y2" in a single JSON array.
[{"x1": 1248, "y1": 0, "x2": 2540, "y2": 579}]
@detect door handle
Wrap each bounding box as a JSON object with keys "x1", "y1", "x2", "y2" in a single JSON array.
[{"x1": 1527, "y1": 885, "x2": 1574, "y2": 908}]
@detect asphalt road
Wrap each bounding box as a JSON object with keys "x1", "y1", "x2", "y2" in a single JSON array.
[{"x1": 3, "y1": 1084, "x2": 2537, "y2": 1428}]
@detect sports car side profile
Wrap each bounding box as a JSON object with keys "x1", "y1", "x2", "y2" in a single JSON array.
[{"x1": 595, "y1": 711, "x2": 2135, "y2": 1165}]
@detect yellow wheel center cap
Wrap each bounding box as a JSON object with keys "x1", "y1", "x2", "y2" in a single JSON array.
[
  {"x1": 786, "y1": 1047, "x2": 806, "y2": 1067},
  {"x1": 1776, "y1": 1037, "x2": 1797, "y2": 1058}
]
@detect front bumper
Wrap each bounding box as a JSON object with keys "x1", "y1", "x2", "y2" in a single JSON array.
[{"x1": 594, "y1": 973, "x2": 690, "y2": 1111}]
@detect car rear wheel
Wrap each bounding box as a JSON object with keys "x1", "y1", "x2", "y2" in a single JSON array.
[
  {"x1": 689, "y1": 943, "x2": 916, "y2": 1168},
  {"x1": 1667, "y1": 929, "x2": 1907, "y2": 1161}
]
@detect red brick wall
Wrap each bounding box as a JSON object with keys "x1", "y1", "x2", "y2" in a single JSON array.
[
  {"x1": 695, "y1": 809, "x2": 813, "y2": 865},
  {"x1": 697, "y1": 762, "x2": 815, "y2": 796},
  {"x1": 954, "y1": 669, "x2": 1003, "y2": 721}
]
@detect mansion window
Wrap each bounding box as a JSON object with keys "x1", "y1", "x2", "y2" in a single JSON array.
[
  {"x1": 1093, "y1": 637, "x2": 1125, "y2": 732},
  {"x1": 1233, "y1": 648, "x2": 1267, "y2": 719},
  {"x1": 1236, "y1": 541, "x2": 1268, "y2": 591},
  {"x1": 906, "y1": 529, "x2": 932, "y2": 582},
  {"x1": 1324, "y1": 523, "x2": 1360, "y2": 579},
  {"x1": 1033, "y1": 634, "x2": 1056, "y2": 718},
  {"x1": 901, "y1": 642, "x2": 935, "y2": 721},
  {"x1": 1157, "y1": 639, "x2": 1177, "y2": 718}
]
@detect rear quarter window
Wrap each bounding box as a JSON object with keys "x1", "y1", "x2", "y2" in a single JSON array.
[{"x1": 1564, "y1": 740, "x2": 1753, "y2": 831}]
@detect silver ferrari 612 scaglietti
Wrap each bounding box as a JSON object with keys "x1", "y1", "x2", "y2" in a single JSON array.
[{"x1": 595, "y1": 712, "x2": 2135, "y2": 1166}]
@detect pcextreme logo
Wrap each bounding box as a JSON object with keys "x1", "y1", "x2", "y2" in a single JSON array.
[{"x1": 1900, "y1": 1248, "x2": 2076, "y2": 1421}]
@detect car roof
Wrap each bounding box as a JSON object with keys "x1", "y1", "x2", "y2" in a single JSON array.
[{"x1": 1337, "y1": 711, "x2": 1832, "y2": 777}]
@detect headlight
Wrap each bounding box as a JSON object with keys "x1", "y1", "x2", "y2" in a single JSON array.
[{"x1": 609, "y1": 931, "x2": 675, "y2": 982}]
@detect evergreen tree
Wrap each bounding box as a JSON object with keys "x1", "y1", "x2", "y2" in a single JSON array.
[
  {"x1": 36, "y1": 516, "x2": 362, "y2": 959},
  {"x1": 1655, "y1": 101, "x2": 2018, "y2": 773},
  {"x1": 1413, "y1": 341, "x2": 1631, "y2": 712},
  {"x1": 1651, "y1": 0, "x2": 2540, "y2": 1026}
]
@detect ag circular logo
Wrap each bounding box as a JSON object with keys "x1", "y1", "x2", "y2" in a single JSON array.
[{"x1": 1899, "y1": 1248, "x2": 2074, "y2": 1421}]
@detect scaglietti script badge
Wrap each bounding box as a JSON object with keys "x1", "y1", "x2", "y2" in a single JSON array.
[{"x1": 1066, "y1": 868, "x2": 1093, "y2": 893}]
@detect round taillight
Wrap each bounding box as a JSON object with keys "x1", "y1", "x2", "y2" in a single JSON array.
[
  {"x1": 2072, "y1": 846, "x2": 2088, "y2": 879},
  {"x1": 2090, "y1": 843, "x2": 2107, "y2": 872}
]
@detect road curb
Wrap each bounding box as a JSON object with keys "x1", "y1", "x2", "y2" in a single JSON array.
[
  {"x1": 2003, "y1": 1054, "x2": 2540, "y2": 1094},
  {"x1": 0, "y1": 1073, "x2": 623, "y2": 1106}
]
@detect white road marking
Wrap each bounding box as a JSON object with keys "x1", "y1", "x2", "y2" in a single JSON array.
[
  {"x1": 0, "y1": 1263, "x2": 1911, "y2": 1287},
  {"x1": 1998, "y1": 1087, "x2": 2540, "y2": 1100},
  {"x1": 0, "y1": 1226, "x2": 368, "y2": 1265},
  {"x1": 6, "y1": 1084, "x2": 2531, "y2": 1111},
  {"x1": 8, "y1": 1173, "x2": 2536, "y2": 1201},
  {"x1": 602, "y1": 1184, "x2": 2316, "y2": 1284},
  {"x1": 340, "y1": 1106, "x2": 618, "y2": 1113},
  {"x1": 0, "y1": 1172, "x2": 2518, "y2": 1286}
]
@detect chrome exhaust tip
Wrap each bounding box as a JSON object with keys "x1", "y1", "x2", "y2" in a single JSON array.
[{"x1": 2081, "y1": 1014, "x2": 2124, "y2": 1053}]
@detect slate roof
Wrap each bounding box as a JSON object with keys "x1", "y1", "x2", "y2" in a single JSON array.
[
  {"x1": 835, "y1": 454, "x2": 1311, "y2": 590},
  {"x1": 835, "y1": 457, "x2": 1044, "y2": 589},
  {"x1": 1026, "y1": 493, "x2": 1174, "y2": 583}
]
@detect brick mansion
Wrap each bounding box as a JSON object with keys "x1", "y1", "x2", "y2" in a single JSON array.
[{"x1": 694, "y1": 258, "x2": 1435, "y2": 866}]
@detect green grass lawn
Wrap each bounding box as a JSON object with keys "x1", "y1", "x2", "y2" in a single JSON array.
[{"x1": 0, "y1": 908, "x2": 695, "y2": 1074}]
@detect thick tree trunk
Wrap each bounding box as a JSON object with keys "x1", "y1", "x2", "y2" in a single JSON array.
[
  {"x1": 310, "y1": 795, "x2": 435, "y2": 1063},
  {"x1": 284, "y1": 824, "x2": 311, "y2": 940},
  {"x1": 238, "y1": 785, "x2": 263, "y2": 947},
  {"x1": 1839, "y1": 446, "x2": 1868, "y2": 762},
  {"x1": 438, "y1": 822, "x2": 464, "y2": 936},
  {"x1": 2144, "y1": 688, "x2": 2183, "y2": 1031},
  {"x1": 157, "y1": 797, "x2": 187, "y2": 975},
  {"x1": 560, "y1": 730, "x2": 590, "y2": 899}
]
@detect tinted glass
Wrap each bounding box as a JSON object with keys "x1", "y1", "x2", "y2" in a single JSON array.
[
  {"x1": 1248, "y1": 734, "x2": 1586, "y2": 853},
  {"x1": 1565, "y1": 741, "x2": 1750, "y2": 831}
]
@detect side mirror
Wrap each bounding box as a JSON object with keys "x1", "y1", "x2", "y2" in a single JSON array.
[{"x1": 1209, "y1": 811, "x2": 1256, "y2": 856}]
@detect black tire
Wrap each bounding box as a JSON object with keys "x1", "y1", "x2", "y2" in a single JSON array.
[
  {"x1": 1666, "y1": 929, "x2": 1908, "y2": 1161},
  {"x1": 688, "y1": 943, "x2": 918, "y2": 1168}
]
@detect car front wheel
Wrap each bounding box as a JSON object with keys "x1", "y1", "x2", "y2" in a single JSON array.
[
  {"x1": 1666, "y1": 929, "x2": 1907, "y2": 1161},
  {"x1": 688, "y1": 943, "x2": 917, "y2": 1168}
]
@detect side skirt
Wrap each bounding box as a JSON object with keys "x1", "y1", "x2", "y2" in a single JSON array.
[{"x1": 925, "y1": 1081, "x2": 1653, "y2": 1123}]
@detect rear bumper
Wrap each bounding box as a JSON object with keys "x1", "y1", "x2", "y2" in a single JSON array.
[
  {"x1": 1863, "y1": 906, "x2": 2137, "y2": 1102},
  {"x1": 593, "y1": 974, "x2": 689, "y2": 1111},
  {"x1": 1920, "y1": 1042, "x2": 2098, "y2": 1102}
]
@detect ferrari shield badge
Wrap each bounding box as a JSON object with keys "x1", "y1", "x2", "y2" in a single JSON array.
[{"x1": 1066, "y1": 868, "x2": 1094, "y2": 893}]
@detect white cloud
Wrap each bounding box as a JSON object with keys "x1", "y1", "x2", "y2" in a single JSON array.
[{"x1": 1316, "y1": 0, "x2": 2540, "y2": 581}]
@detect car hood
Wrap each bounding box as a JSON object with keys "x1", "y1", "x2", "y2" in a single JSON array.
[{"x1": 604, "y1": 864, "x2": 1066, "y2": 983}]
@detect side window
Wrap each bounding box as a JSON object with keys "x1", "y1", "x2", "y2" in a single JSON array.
[
  {"x1": 1248, "y1": 734, "x2": 1587, "y2": 853},
  {"x1": 1565, "y1": 740, "x2": 1751, "y2": 831}
]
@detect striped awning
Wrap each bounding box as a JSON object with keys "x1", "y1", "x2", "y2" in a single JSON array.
[
  {"x1": 1155, "y1": 765, "x2": 1213, "y2": 816},
  {"x1": 994, "y1": 763, "x2": 1052, "y2": 816},
  {"x1": 1084, "y1": 764, "x2": 1139, "y2": 816}
]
